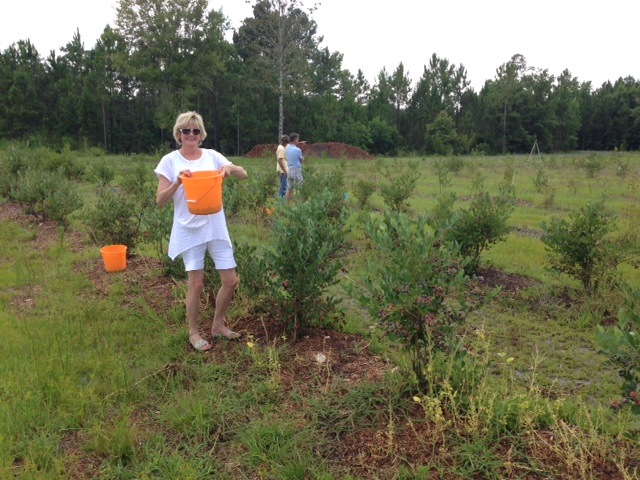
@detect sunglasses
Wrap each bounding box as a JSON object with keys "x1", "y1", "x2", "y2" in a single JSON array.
[{"x1": 180, "y1": 128, "x2": 201, "y2": 135}]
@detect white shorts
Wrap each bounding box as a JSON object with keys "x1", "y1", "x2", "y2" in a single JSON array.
[{"x1": 180, "y1": 239, "x2": 237, "y2": 271}]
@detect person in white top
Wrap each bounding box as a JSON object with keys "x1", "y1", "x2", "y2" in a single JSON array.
[
  {"x1": 276, "y1": 134, "x2": 289, "y2": 197},
  {"x1": 154, "y1": 111, "x2": 248, "y2": 352}
]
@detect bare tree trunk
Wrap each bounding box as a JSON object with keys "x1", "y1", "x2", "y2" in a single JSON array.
[
  {"x1": 102, "y1": 100, "x2": 108, "y2": 151},
  {"x1": 236, "y1": 98, "x2": 241, "y2": 156},
  {"x1": 278, "y1": 42, "x2": 285, "y2": 139},
  {"x1": 502, "y1": 101, "x2": 507, "y2": 153}
]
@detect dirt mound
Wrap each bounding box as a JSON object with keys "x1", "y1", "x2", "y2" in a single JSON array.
[{"x1": 245, "y1": 142, "x2": 374, "y2": 160}]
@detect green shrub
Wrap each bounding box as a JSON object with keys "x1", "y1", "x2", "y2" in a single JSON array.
[
  {"x1": 243, "y1": 168, "x2": 278, "y2": 211},
  {"x1": 430, "y1": 186, "x2": 515, "y2": 275},
  {"x1": 433, "y1": 159, "x2": 453, "y2": 191},
  {"x1": 533, "y1": 167, "x2": 549, "y2": 193},
  {"x1": 354, "y1": 209, "x2": 487, "y2": 390},
  {"x1": 351, "y1": 177, "x2": 377, "y2": 209},
  {"x1": 12, "y1": 169, "x2": 81, "y2": 224},
  {"x1": 501, "y1": 157, "x2": 516, "y2": 187},
  {"x1": 0, "y1": 145, "x2": 30, "y2": 197},
  {"x1": 596, "y1": 286, "x2": 640, "y2": 411},
  {"x1": 264, "y1": 190, "x2": 349, "y2": 340},
  {"x1": 541, "y1": 199, "x2": 617, "y2": 292},
  {"x1": 379, "y1": 161, "x2": 419, "y2": 212},
  {"x1": 89, "y1": 158, "x2": 116, "y2": 187},
  {"x1": 234, "y1": 242, "x2": 276, "y2": 311},
  {"x1": 119, "y1": 161, "x2": 151, "y2": 200},
  {"x1": 298, "y1": 163, "x2": 348, "y2": 221},
  {"x1": 582, "y1": 154, "x2": 603, "y2": 178},
  {"x1": 85, "y1": 188, "x2": 141, "y2": 248},
  {"x1": 222, "y1": 165, "x2": 276, "y2": 217},
  {"x1": 542, "y1": 187, "x2": 556, "y2": 210},
  {"x1": 445, "y1": 156, "x2": 465, "y2": 174},
  {"x1": 42, "y1": 144, "x2": 86, "y2": 181},
  {"x1": 140, "y1": 187, "x2": 178, "y2": 276}
]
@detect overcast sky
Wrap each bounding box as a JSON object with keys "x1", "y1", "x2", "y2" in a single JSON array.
[{"x1": 2, "y1": 0, "x2": 637, "y2": 90}]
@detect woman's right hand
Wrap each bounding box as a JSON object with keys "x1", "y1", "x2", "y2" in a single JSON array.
[{"x1": 177, "y1": 169, "x2": 192, "y2": 185}]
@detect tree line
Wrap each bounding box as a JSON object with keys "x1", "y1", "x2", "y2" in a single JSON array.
[{"x1": 0, "y1": 0, "x2": 638, "y2": 156}]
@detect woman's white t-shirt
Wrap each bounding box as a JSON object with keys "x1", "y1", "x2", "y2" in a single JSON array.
[{"x1": 154, "y1": 149, "x2": 232, "y2": 260}]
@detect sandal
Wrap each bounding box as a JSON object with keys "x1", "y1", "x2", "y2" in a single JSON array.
[
  {"x1": 211, "y1": 327, "x2": 241, "y2": 340},
  {"x1": 189, "y1": 335, "x2": 212, "y2": 352}
]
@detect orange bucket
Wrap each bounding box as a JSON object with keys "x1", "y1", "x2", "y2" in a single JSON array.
[
  {"x1": 180, "y1": 171, "x2": 224, "y2": 215},
  {"x1": 100, "y1": 244, "x2": 127, "y2": 272}
]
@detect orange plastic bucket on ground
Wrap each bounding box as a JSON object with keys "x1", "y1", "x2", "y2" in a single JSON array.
[
  {"x1": 180, "y1": 171, "x2": 224, "y2": 215},
  {"x1": 100, "y1": 244, "x2": 127, "y2": 272}
]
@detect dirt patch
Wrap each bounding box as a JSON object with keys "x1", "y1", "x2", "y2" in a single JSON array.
[
  {"x1": 245, "y1": 142, "x2": 374, "y2": 160},
  {"x1": 80, "y1": 253, "x2": 177, "y2": 315},
  {"x1": 477, "y1": 266, "x2": 539, "y2": 293}
]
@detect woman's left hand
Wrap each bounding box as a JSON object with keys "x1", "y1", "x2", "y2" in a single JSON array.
[{"x1": 220, "y1": 164, "x2": 248, "y2": 180}]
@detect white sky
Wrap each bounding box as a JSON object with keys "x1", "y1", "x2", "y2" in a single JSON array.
[{"x1": 1, "y1": 0, "x2": 637, "y2": 91}]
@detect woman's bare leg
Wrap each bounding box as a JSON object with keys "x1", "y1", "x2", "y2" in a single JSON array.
[
  {"x1": 186, "y1": 269, "x2": 210, "y2": 350},
  {"x1": 211, "y1": 268, "x2": 240, "y2": 339}
]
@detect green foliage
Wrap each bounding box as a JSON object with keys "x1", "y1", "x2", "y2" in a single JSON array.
[
  {"x1": 445, "y1": 156, "x2": 465, "y2": 174},
  {"x1": 533, "y1": 167, "x2": 549, "y2": 192},
  {"x1": 336, "y1": 118, "x2": 372, "y2": 150},
  {"x1": 298, "y1": 163, "x2": 348, "y2": 219},
  {"x1": 355, "y1": 209, "x2": 483, "y2": 390},
  {"x1": 85, "y1": 187, "x2": 141, "y2": 248},
  {"x1": 351, "y1": 177, "x2": 377, "y2": 209},
  {"x1": 140, "y1": 186, "x2": 178, "y2": 276},
  {"x1": 597, "y1": 286, "x2": 640, "y2": 411},
  {"x1": 0, "y1": 145, "x2": 30, "y2": 197},
  {"x1": 425, "y1": 111, "x2": 459, "y2": 155},
  {"x1": 582, "y1": 154, "x2": 604, "y2": 178},
  {"x1": 241, "y1": 168, "x2": 278, "y2": 211},
  {"x1": 379, "y1": 161, "x2": 420, "y2": 212},
  {"x1": 87, "y1": 158, "x2": 116, "y2": 187},
  {"x1": 234, "y1": 241, "x2": 276, "y2": 310},
  {"x1": 263, "y1": 191, "x2": 349, "y2": 340},
  {"x1": 368, "y1": 117, "x2": 399, "y2": 155},
  {"x1": 432, "y1": 159, "x2": 452, "y2": 191},
  {"x1": 2, "y1": 150, "x2": 640, "y2": 478},
  {"x1": 41, "y1": 144, "x2": 86, "y2": 181},
  {"x1": 119, "y1": 160, "x2": 151, "y2": 201},
  {"x1": 222, "y1": 167, "x2": 276, "y2": 217},
  {"x1": 501, "y1": 157, "x2": 516, "y2": 187},
  {"x1": 430, "y1": 186, "x2": 515, "y2": 275},
  {"x1": 11, "y1": 168, "x2": 82, "y2": 224},
  {"x1": 613, "y1": 149, "x2": 630, "y2": 178},
  {"x1": 540, "y1": 199, "x2": 616, "y2": 292},
  {"x1": 468, "y1": 161, "x2": 486, "y2": 193},
  {"x1": 542, "y1": 186, "x2": 556, "y2": 209}
]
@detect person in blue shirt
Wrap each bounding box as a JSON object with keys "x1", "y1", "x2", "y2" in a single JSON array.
[{"x1": 285, "y1": 132, "x2": 305, "y2": 201}]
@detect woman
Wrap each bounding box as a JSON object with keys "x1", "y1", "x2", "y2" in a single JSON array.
[{"x1": 154, "y1": 111, "x2": 248, "y2": 352}]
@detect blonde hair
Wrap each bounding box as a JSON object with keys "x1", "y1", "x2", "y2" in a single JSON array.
[{"x1": 172, "y1": 111, "x2": 208, "y2": 143}]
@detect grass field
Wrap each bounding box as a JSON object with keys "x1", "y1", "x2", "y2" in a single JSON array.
[{"x1": 1, "y1": 148, "x2": 639, "y2": 479}]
